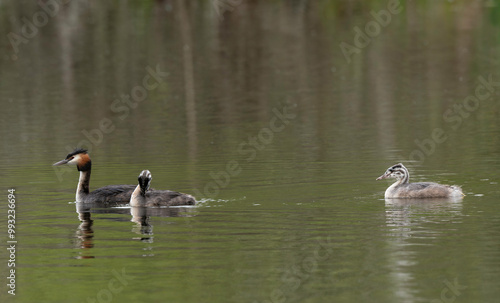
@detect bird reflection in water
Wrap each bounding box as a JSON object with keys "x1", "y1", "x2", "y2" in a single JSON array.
[
  {"x1": 74, "y1": 202, "x2": 95, "y2": 259},
  {"x1": 73, "y1": 201, "x2": 198, "y2": 258},
  {"x1": 130, "y1": 206, "x2": 197, "y2": 243}
]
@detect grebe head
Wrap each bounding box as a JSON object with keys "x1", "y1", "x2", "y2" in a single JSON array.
[
  {"x1": 138, "y1": 170, "x2": 152, "y2": 194},
  {"x1": 53, "y1": 148, "x2": 92, "y2": 171},
  {"x1": 376, "y1": 163, "x2": 408, "y2": 181}
]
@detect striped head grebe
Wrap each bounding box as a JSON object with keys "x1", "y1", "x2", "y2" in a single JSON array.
[
  {"x1": 130, "y1": 170, "x2": 196, "y2": 207},
  {"x1": 376, "y1": 163, "x2": 463, "y2": 199}
]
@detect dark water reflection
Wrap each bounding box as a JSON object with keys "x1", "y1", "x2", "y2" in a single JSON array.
[
  {"x1": 1, "y1": 0, "x2": 500, "y2": 302},
  {"x1": 74, "y1": 202, "x2": 198, "y2": 258}
]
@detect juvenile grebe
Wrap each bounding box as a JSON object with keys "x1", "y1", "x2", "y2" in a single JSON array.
[
  {"x1": 130, "y1": 170, "x2": 196, "y2": 206},
  {"x1": 376, "y1": 163, "x2": 463, "y2": 199},
  {"x1": 53, "y1": 149, "x2": 135, "y2": 204}
]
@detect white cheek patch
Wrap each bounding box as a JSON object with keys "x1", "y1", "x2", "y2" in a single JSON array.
[{"x1": 67, "y1": 154, "x2": 81, "y2": 165}]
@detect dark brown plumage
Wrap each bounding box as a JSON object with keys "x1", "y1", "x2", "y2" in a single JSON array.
[{"x1": 86, "y1": 185, "x2": 136, "y2": 204}]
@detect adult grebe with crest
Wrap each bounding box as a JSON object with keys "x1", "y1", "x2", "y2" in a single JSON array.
[
  {"x1": 54, "y1": 149, "x2": 196, "y2": 205},
  {"x1": 53, "y1": 149, "x2": 136, "y2": 204}
]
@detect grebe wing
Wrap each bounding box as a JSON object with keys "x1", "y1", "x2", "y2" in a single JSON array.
[
  {"x1": 405, "y1": 182, "x2": 437, "y2": 190},
  {"x1": 145, "y1": 190, "x2": 196, "y2": 206},
  {"x1": 86, "y1": 185, "x2": 136, "y2": 204}
]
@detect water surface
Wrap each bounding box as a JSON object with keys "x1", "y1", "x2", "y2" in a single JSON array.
[{"x1": 1, "y1": 1, "x2": 500, "y2": 302}]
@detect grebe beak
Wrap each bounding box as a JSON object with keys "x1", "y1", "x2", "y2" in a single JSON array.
[
  {"x1": 376, "y1": 173, "x2": 390, "y2": 180},
  {"x1": 53, "y1": 159, "x2": 69, "y2": 166}
]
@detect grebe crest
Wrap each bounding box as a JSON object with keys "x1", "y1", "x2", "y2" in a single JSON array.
[
  {"x1": 53, "y1": 148, "x2": 135, "y2": 204},
  {"x1": 54, "y1": 148, "x2": 92, "y2": 172}
]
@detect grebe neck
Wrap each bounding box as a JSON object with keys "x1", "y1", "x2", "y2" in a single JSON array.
[
  {"x1": 75, "y1": 159, "x2": 92, "y2": 202},
  {"x1": 130, "y1": 184, "x2": 146, "y2": 207},
  {"x1": 76, "y1": 170, "x2": 91, "y2": 202},
  {"x1": 396, "y1": 166, "x2": 410, "y2": 185}
]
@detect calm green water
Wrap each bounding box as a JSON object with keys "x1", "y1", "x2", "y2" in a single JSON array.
[{"x1": 1, "y1": 1, "x2": 500, "y2": 302}]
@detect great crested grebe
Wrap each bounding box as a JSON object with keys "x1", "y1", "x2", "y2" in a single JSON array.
[
  {"x1": 53, "y1": 149, "x2": 136, "y2": 204},
  {"x1": 130, "y1": 170, "x2": 196, "y2": 207},
  {"x1": 376, "y1": 163, "x2": 463, "y2": 199}
]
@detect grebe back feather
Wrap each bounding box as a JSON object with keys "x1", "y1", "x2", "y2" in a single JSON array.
[
  {"x1": 376, "y1": 163, "x2": 463, "y2": 199},
  {"x1": 130, "y1": 170, "x2": 196, "y2": 207}
]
